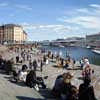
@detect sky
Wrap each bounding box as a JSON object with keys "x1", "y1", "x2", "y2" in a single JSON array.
[{"x1": 0, "y1": 0, "x2": 100, "y2": 41}]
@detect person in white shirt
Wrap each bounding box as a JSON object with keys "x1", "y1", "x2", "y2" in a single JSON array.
[
  {"x1": 59, "y1": 51, "x2": 62, "y2": 57},
  {"x1": 83, "y1": 57, "x2": 90, "y2": 69},
  {"x1": 46, "y1": 58, "x2": 49, "y2": 65},
  {"x1": 18, "y1": 64, "x2": 28, "y2": 82}
]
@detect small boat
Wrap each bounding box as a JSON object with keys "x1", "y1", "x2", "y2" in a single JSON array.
[
  {"x1": 86, "y1": 46, "x2": 91, "y2": 49},
  {"x1": 92, "y1": 48, "x2": 100, "y2": 54},
  {"x1": 59, "y1": 45, "x2": 65, "y2": 48}
]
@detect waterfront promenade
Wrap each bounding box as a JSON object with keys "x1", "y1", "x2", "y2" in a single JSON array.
[{"x1": 0, "y1": 45, "x2": 100, "y2": 100}]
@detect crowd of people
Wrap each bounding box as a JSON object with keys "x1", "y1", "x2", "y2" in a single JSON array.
[
  {"x1": 0, "y1": 45, "x2": 97, "y2": 100},
  {"x1": 52, "y1": 72, "x2": 96, "y2": 100},
  {"x1": 14, "y1": 64, "x2": 46, "y2": 91},
  {"x1": 13, "y1": 47, "x2": 50, "y2": 91},
  {"x1": 51, "y1": 55, "x2": 96, "y2": 100}
]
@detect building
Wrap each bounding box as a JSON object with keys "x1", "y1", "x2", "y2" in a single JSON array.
[
  {"x1": 51, "y1": 37, "x2": 85, "y2": 47},
  {"x1": 0, "y1": 24, "x2": 27, "y2": 44},
  {"x1": 86, "y1": 33, "x2": 100, "y2": 42},
  {"x1": 40, "y1": 40, "x2": 50, "y2": 46},
  {"x1": 86, "y1": 33, "x2": 100, "y2": 48}
]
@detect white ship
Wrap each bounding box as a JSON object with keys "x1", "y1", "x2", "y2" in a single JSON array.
[{"x1": 92, "y1": 48, "x2": 100, "y2": 54}]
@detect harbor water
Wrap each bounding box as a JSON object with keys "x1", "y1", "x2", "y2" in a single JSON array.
[{"x1": 41, "y1": 46, "x2": 100, "y2": 65}]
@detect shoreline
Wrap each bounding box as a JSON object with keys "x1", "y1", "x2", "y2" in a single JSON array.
[{"x1": 40, "y1": 45, "x2": 100, "y2": 66}]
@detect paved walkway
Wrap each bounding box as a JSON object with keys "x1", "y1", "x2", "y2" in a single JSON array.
[
  {"x1": 0, "y1": 62, "x2": 100, "y2": 100},
  {"x1": 0, "y1": 46, "x2": 100, "y2": 100}
]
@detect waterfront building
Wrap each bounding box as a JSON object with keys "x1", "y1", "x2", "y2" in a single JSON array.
[
  {"x1": 86, "y1": 33, "x2": 100, "y2": 42},
  {"x1": 86, "y1": 33, "x2": 100, "y2": 48},
  {"x1": 0, "y1": 24, "x2": 27, "y2": 44},
  {"x1": 51, "y1": 37, "x2": 85, "y2": 47},
  {"x1": 40, "y1": 40, "x2": 50, "y2": 46}
]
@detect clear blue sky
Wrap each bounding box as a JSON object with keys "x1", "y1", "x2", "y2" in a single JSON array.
[{"x1": 0, "y1": 0, "x2": 100, "y2": 41}]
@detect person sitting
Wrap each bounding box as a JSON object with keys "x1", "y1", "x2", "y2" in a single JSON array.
[
  {"x1": 0, "y1": 57, "x2": 4, "y2": 69},
  {"x1": 26, "y1": 70, "x2": 37, "y2": 88},
  {"x1": 52, "y1": 74, "x2": 63, "y2": 97},
  {"x1": 18, "y1": 64, "x2": 28, "y2": 82},
  {"x1": 79, "y1": 76, "x2": 96, "y2": 100},
  {"x1": 61, "y1": 58, "x2": 64, "y2": 67},
  {"x1": 64, "y1": 60, "x2": 69, "y2": 68},
  {"x1": 52, "y1": 72, "x2": 78, "y2": 100},
  {"x1": 26, "y1": 70, "x2": 46, "y2": 91},
  {"x1": 60, "y1": 72, "x2": 78, "y2": 100},
  {"x1": 5, "y1": 60, "x2": 13, "y2": 75},
  {"x1": 82, "y1": 65, "x2": 94, "y2": 79}
]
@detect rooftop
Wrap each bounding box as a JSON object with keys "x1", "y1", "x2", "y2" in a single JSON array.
[
  {"x1": 0, "y1": 24, "x2": 21, "y2": 28},
  {"x1": 86, "y1": 32, "x2": 100, "y2": 37}
]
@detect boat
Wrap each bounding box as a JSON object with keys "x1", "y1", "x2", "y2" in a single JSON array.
[
  {"x1": 86, "y1": 46, "x2": 91, "y2": 49},
  {"x1": 41, "y1": 41, "x2": 50, "y2": 46},
  {"x1": 92, "y1": 48, "x2": 100, "y2": 54},
  {"x1": 59, "y1": 45, "x2": 65, "y2": 48}
]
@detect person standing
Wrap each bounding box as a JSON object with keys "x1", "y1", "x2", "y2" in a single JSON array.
[
  {"x1": 83, "y1": 57, "x2": 90, "y2": 69},
  {"x1": 33, "y1": 60, "x2": 37, "y2": 72},
  {"x1": 43, "y1": 55, "x2": 46, "y2": 64},
  {"x1": 80, "y1": 58, "x2": 84, "y2": 69},
  {"x1": 59, "y1": 51, "x2": 62, "y2": 57},
  {"x1": 29, "y1": 60, "x2": 32, "y2": 70},
  {"x1": 16, "y1": 56, "x2": 19, "y2": 63},
  {"x1": 27, "y1": 54, "x2": 29, "y2": 61},
  {"x1": 40, "y1": 60, "x2": 43, "y2": 72},
  {"x1": 46, "y1": 58, "x2": 49, "y2": 65},
  {"x1": 51, "y1": 53, "x2": 54, "y2": 61}
]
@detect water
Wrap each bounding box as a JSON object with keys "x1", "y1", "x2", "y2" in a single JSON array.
[{"x1": 41, "y1": 46, "x2": 100, "y2": 65}]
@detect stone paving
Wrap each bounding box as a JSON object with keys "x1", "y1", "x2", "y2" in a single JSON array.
[
  {"x1": 0, "y1": 46, "x2": 100, "y2": 100},
  {"x1": 0, "y1": 62, "x2": 100, "y2": 100}
]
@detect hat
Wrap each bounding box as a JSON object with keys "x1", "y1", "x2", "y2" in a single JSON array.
[
  {"x1": 63, "y1": 72, "x2": 73, "y2": 80},
  {"x1": 63, "y1": 72, "x2": 73, "y2": 83}
]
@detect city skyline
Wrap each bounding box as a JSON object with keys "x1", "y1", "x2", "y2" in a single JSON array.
[{"x1": 0, "y1": 0, "x2": 100, "y2": 41}]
